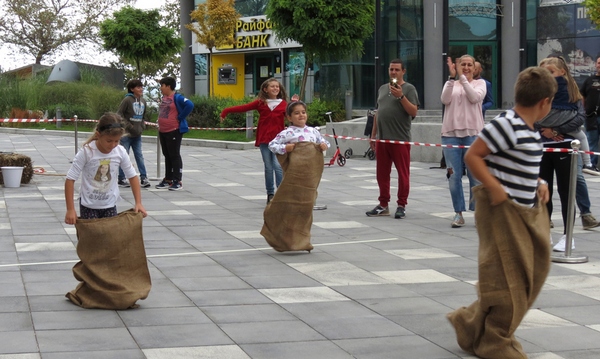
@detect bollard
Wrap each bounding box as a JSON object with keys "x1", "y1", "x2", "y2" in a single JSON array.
[
  {"x1": 74, "y1": 115, "x2": 78, "y2": 154},
  {"x1": 56, "y1": 107, "x2": 62, "y2": 129},
  {"x1": 552, "y1": 139, "x2": 588, "y2": 264},
  {"x1": 246, "y1": 111, "x2": 253, "y2": 139},
  {"x1": 345, "y1": 90, "x2": 353, "y2": 121}
]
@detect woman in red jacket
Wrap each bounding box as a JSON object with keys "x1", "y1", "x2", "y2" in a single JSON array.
[{"x1": 221, "y1": 78, "x2": 297, "y2": 204}]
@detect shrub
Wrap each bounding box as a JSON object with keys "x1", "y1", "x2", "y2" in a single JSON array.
[{"x1": 306, "y1": 99, "x2": 345, "y2": 126}]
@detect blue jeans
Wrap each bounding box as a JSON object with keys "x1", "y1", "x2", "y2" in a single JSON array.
[
  {"x1": 119, "y1": 135, "x2": 147, "y2": 180},
  {"x1": 442, "y1": 136, "x2": 478, "y2": 212},
  {"x1": 576, "y1": 155, "x2": 592, "y2": 215},
  {"x1": 259, "y1": 144, "x2": 283, "y2": 195},
  {"x1": 586, "y1": 116, "x2": 600, "y2": 167}
]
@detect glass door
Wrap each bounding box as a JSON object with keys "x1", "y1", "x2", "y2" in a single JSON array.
[
  {"x1": 254, "y1": 55, "x2": 274, "y2": 93},
  {"x1": 449, "y1": 42, "x2": 497, "y2": 110}
]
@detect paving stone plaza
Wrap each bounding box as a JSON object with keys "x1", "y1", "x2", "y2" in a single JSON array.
[{"x1": 2, "y1": 130, "x2": 600, "y2": 358}]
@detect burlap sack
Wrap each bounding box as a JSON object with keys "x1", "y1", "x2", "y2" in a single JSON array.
[
  {"x1": 261, "y1": 142, "x2": 324, "y2": 252},
  {"x1": 447, "y1": 185, "x2": 551, "y2": 359},
  {"x1": 66, "y1": 209, "x2": 151, "y2": 309}
]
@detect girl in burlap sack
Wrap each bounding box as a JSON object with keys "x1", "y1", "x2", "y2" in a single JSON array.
[
  {"x1": 261, "y1": 101, "x2": 330, "y2": 252},
  {"x1": 64, "y1": 113, "x2": 150, "y2": 310}
]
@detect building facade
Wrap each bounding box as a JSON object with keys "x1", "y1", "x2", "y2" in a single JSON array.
[{"x1": 180, "y1": 0, "x2": 600, "y2": 111}]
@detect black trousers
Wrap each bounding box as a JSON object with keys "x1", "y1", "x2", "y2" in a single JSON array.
[
  {"x1": 539, "y1": 141, "x2": 574, "y2": 233},
  {"x1": 159, "y1": 130, "x2": 183, "y2": 182}
]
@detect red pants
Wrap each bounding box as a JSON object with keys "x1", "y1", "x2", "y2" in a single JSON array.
[{"x1": 375, "y1": 142, "x2": 411, "y2": 208}]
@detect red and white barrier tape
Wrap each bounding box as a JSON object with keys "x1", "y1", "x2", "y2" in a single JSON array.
[
  {"x1": 322, "y1": 133, "x2": 600, "y2": 156},
  {"x1": 3, "y1": 118, "x2": 598, "y2": 155}
]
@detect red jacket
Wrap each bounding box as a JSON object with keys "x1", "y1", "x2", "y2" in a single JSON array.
[{"x1": 221, "y1": 99, "x2": 288, "y2": 146}]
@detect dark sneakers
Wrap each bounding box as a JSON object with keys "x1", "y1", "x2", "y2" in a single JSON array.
[
  {"x1": 395, "y1": 207, "x2": 406, "y2": 219},
  {"x1": 155, "y1": 179, "x2": 171, "y2": 189},
  {"x1": 267, "y1": 194, "x2": 274, "y2": 204},
  {"x1": 140, "y1": 177, "x2": 151, "y2": 188},
  {"x1": 169, "y1": 180, "x2": 183, "y2": 191},
  {"x1": 366, "y1": 205, "x2": 389, "y2": 217},
  {"x1": 117, "y1": 179, "x2": 130, "y2": 188}
]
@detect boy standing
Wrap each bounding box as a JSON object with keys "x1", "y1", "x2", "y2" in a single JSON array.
[
  {"x1": 117, "y1": 79, "x2": 151, "y2": 188},
  {"x1": 447, "y1": 67, "x2": 557, "y2": 359},
  {"x1": 155, "y1": 76, "x2": 194, "y2": 191}
]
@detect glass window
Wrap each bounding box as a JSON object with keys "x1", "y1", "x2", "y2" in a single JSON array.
[
  {"x1": 194, "y1": 54, "x2": 207, "y2": 76},
  {"x1": 449, "y1": 0, "x2": 498, "y2": 41},
  {"x1": 235, "y1": 0, "x2": 268, "y2": 17}
]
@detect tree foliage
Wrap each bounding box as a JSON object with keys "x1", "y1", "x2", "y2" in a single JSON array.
[
  {"x1": 100, "y1": 6, "x2": 183, "y2": 81},
  {"x1": 186, "y1": 0, "x2": 240, "y2": 95},
  {"x1": 186, "y1": 0, "x2": 239, "y2": 53},
  {"x1": 584, "y1": 0, "x2": 600, "y2": 30},
  {"x1": 0, "y1": 0, "x2": 134, "y2": 64},
  {"x1": 266, "y1": 0, "x2": 374, "y2": 98}
]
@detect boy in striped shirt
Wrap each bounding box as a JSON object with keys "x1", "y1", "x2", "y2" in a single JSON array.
[{"x1": 447, "y1": 67, "x2": 557, "y2": 359}]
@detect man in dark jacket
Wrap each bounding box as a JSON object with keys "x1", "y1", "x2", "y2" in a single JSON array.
[{"x1": 117, "y1": 79, "x2": 151, "y2": 188}]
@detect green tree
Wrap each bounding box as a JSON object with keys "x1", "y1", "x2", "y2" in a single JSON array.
[
  {"x1": 108, "y1": 0, "x2": 181, "y2": 103},
  {"x1": 584, "y1": 0, "x2": 600, "y2": 29},
  {"x1": 0, "y1": 0, "x2": 134, "y2": 65},
  {"x1": 266, "y1": 0, "x2": 374, "y2": 99},
  {"x1": 100, "y1": 6, "x2": 183, "y2": 81},
  {"x1": 186, "y1": 0, "x2": 240, "y2": 96}
]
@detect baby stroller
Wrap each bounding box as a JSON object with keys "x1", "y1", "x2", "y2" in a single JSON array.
[{"x1": 363, "y1": 109, "x2": 376, "y2": 160}]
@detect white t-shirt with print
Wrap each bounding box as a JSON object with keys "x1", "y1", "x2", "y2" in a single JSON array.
[{"x1": 66, "y1": 141, "x2": 137, "y2": 209}]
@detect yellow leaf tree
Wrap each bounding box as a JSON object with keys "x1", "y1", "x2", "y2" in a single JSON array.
[{"x1": 186, "y1": 0, "x2": 239, "y2": 96}]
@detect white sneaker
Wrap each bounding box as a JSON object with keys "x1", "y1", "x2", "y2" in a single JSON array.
[{"x1": 553, "y1": 235, "x2": 575, "y2": 252}]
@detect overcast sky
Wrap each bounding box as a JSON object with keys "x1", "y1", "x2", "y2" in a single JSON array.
[{"x1": 0, "y1": 0, "x2": 164, "y2": 71}]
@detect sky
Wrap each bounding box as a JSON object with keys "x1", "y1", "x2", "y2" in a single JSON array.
[{"x1": 0, "y1": 0, "x2": 164, "y2": 71}]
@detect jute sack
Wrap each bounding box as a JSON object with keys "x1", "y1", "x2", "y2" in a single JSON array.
[
  {"x1": 261, "y1": 142, "x2": 323, "y2": 252},
  {"x1": 66, "y1": 209, "x2": 151, "y2": 309}
]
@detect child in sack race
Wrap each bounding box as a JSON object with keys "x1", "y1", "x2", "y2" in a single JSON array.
[
  {"x1": 446, "y1": 67, "x2": 557, "y2": 359},
  {"x1": 260, "y1": 100, "x2": 330, "y2": 252}
]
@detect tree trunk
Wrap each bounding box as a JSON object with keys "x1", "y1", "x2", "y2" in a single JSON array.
[
  {"x1": 207, "y1": 49, "x2": 212, "y2": 96},
  {"x1": 300, "y1": 59, "x2": 312, "y2": 100}
]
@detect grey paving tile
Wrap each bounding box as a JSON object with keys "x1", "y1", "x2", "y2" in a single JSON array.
[
  {"x1": 31, "y1": 310, "x2": 124, "y2": 330},
  {"x1": 304, "y1": 314, "x2": 412, "y2": 339},
  {"x1": 36, "y1": 328, "x2": 138, "y2": 352},
  {"x1": 333, "y1": 335, "x2": 457, "y2": 359},
  {"x1": 41, "y1": 350, "x2": 146, "y2": 359},
  {"x1": 201, "y1": 303, "x2": 296, "y2": 324},
  {"x1": 170, "y1": 276, "x2": 252, "y2": 291},
  {"x1": 142, "y1": 345, "x2": 250, "y2": 359},
  {"x1": 0, "y1": 331, "x2": 38, "y2": 355},
  {"x1": 186, "y1": 289, "x2": 273, "y2": 306},
  {"x1": 128, "y1": 323, "x2": 233, "y2": 349},
  {"x1": 357, "y1": 296, "x2": 453, "y2": 316},
  {"x1": 0, "y1": 296, "x2": 30, "y2": 313},
  {"x1": 219, "y1": 320, "x2": 326, "y2": 344},
  {"x1": 4, "y1": 132, "x2": 600, "y2": 358},
  {"x1": 0, "y1": 313, "x2": 33, "y2": 332},
  {"x1": 240, "y1": 341, "x2": 353, "y2": 359},
  {"x1": 118, "y1": 307, "x2": 212, "y2": 326}
]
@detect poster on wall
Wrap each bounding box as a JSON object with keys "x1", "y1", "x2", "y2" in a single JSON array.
[{"x1": 538, "y1": 3, "x2": 600, "y2": 85}]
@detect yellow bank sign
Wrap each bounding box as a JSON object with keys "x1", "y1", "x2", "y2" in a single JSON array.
[{"x1": 217, "y1": 17, "x2": 272, "y2": 50}]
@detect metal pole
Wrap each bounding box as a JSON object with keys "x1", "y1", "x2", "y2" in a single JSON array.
[
  {"x1": 56, "y1": 107, "x2": 62, "y2": 129},
  {"x1": 156, "y1": 131, "x2": 161, "y2": 180},
  {"x1": 246, "y1": 111, "x2": 253, "y2": 139},
  {"x1": 552, "y1": 140, "x2": 588, "y2": 263},
  {"x1": 74, "y1": 115, "x2": 78, "y2": 154}
]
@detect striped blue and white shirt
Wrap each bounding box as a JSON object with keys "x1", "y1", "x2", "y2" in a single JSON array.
[{"x1": 479, "y1": 109, "x2": 542, "y2": 207}]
